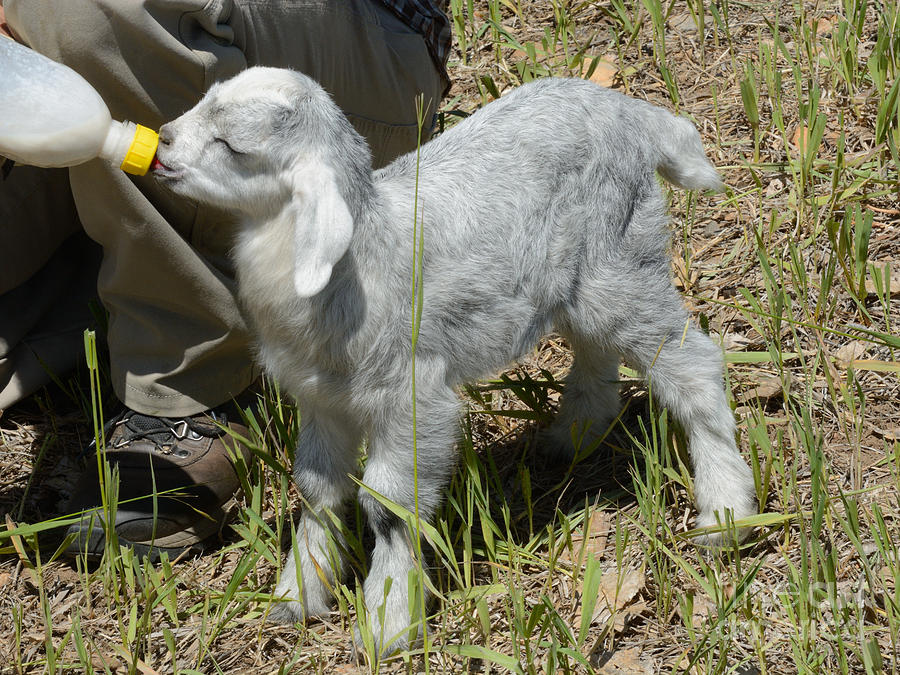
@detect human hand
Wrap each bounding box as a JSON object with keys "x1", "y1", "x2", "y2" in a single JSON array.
[{"x1": 0, "y1": 4, "x2": 18, "y2": 41}]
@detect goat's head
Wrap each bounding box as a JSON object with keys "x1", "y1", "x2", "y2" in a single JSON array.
[{"x1": 155, "y1": 67, "x2": 366, "y2": 297}]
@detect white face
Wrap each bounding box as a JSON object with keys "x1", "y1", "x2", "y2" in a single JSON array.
[{"x1": 152, "y1": 70, "x2": 303, "y2": 215}]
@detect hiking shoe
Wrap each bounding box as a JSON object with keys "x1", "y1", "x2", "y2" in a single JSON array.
[{"x1": 63, "y1": 406, "x2": 252, "y2": 561}]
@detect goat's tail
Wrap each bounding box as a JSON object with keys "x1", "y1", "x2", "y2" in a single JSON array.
[{"x1": 644, "y1": 105, "x2": 724, "y2": 192}]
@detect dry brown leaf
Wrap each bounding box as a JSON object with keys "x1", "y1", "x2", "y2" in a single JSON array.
[
  {"x1": 739, "y1": 375, "x2": 787, "y2": 403},
  {"x1": 791, "y1": 125, "x2": 810, "y2": 154},
  {"x1": 593, "y1": 647, "x2": 654, "y2": 674},
  {"x1": 814, "y1": 16, "x2": 835, "y2": 36},
  {"x1": 91, "y1": 653, "x2": 128, "y2": 672},
  {"x1": 720, "y1": 332, "x2": 752, "y2": 351},
  {"x1": 558, "y1": 509, "x2": 611, "y2": 564},
  {"x1": 0, "y1": 572, "x2": 9, "y2": 588},
  {"x1": 734, "y1": 405, "x2": 790, "y2": 425},
  {"x1": 881, "y1": 566, "x2": 897, "y2": 592},
  {"x1": 331, "y1": 665, "x2": 365, "y2": 675},
  {"x1": 599, "y1": 568, "x2": 645, "y2": 610},
  {"x1": 764, "y1": 177, "x2": 785, "y2": 198},
  {"x1": 668, "y1": 13, "x2": 701, "y2": 34},
  {"x1": 672, "y1": 255, "x2": 699, "y2": 290},
  {"x1": 612, "y1": 600, "x2": 648, "y2": 633},
  {"x1": 676, "y1": 591, "x2": 717, "y2": 629},
  {"x1": 574, "y1": 568, "x2": 646, "y2": 634},
  {"x1": 586, "y1": 57, "x2": 618, "y2": 87},
  {"x1": 865, "y1": 263, "x2": 900, "y2": 297},
  {"x1": 834, "y1": 341, "x2": 868, "y2": 369},
  {"x1": 723, "y1": 583, "x2": 735, "y2": 601},
  {"x1": 875, "y1": 428, "x2": 900, "y2": 442}
]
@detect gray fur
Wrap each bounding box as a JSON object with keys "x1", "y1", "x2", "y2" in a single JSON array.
[{"x1": 154, "y1": 67, "x2": 757, "y2": 656}]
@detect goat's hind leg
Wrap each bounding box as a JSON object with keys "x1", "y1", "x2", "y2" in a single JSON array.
[
  {"x1": 538, "y1": 337, "x2": 622, "y2": 461},
  {"x1": 613, "y1": 302, "x2": 757, "y2": 543},
  {"x1": 270, "y1": 402, "x2": 363, "y2": 623}
]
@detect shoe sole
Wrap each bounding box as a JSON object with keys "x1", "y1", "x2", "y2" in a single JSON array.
[
  {"x1": 62, "y1": 500, "x2": 233, "y2": 563},
  {"x1": 62, "y1": 524, "x2": 206, "y2": 563}
]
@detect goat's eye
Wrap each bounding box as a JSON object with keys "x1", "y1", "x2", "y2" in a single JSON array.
[{"x1": 215, "y1": 137, "x2": 242, "y2": 155}]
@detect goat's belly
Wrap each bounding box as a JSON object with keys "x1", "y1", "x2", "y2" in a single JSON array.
[{"x1": 432, "y1": 311, "x2": 553, "y2": 385}]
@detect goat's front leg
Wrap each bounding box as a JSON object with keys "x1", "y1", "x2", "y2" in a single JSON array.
[
  {"x1": 356, "y1": 382, "x2": 460, "y2": 658},
  {"x1": 269, "y1": 401, "x2": 363, "y2": 623}
]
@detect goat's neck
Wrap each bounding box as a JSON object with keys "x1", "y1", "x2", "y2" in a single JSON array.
[{"x1": 233, "y1": 198, "x2": 372, "y2": 352}]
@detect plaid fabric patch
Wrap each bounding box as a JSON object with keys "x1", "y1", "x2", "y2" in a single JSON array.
[{"x1": 379, "y1": 0, "x2": 452, "y2": 91}]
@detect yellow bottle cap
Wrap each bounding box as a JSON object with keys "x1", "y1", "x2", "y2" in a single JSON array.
[{"x1": 120, "y1": 124, "x2": 159, "y2": 176}]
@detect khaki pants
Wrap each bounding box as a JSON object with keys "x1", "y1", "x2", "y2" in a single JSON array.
[{"x1": 0, "y1": 0, "x2": 445, "y2": 414}]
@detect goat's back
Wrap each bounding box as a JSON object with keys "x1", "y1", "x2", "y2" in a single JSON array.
[{"x1": 357, "y1": 79, "x2": 704, "y2": 384}]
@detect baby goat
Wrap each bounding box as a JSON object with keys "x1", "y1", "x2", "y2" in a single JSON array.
[{"x1": 154, "y1": 67, "x2": 757, "y2": 655}]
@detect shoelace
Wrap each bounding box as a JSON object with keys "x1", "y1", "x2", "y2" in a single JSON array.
[{"x1": 85, "y1": 409, "x2": 228, "y2": 456}]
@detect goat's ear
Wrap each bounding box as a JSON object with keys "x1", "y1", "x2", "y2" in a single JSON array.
[{"x1": 288, "y1": 161, "x2": 354, "y2": 297}]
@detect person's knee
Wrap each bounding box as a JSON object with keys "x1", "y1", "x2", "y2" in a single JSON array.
[{"x1": 6, "y1": 0, "x2": 123, "y2": 65}]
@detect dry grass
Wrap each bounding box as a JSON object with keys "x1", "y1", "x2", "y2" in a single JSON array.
[{"x1": 1, "y1": 1, "x2": 899, "y2": 673}]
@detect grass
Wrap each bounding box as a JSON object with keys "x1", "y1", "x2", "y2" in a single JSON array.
[{"x1": 1, "y1": 0, "x2": 899, "y2": 672}]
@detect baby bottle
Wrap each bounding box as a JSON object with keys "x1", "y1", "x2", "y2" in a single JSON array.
[{"x1": 0, "y1": 36, "x2": 158, "y2": 175}]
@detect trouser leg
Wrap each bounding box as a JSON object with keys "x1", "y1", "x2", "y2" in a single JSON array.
[
  {"x1": 0, "y1": 163, "x2": 96, "y2": 409},
  {"x1": 5, "y1": 0, "x2": 253, "y2": 415},
  {"x1": 0, "y1": 166, "x2": 79, "y2": 294},
  {"x1": 0, "y1": 231, "x2": 101, "y2": 410}
]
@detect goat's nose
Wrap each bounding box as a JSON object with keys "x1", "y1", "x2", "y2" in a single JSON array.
[{"x1": 157, "y1": 124, "x2": 174, "y2": 146}]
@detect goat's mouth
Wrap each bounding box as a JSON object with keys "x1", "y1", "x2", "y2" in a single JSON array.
[{"x1": 150, "y1": 156, "x2": 183, "y2": 181}]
